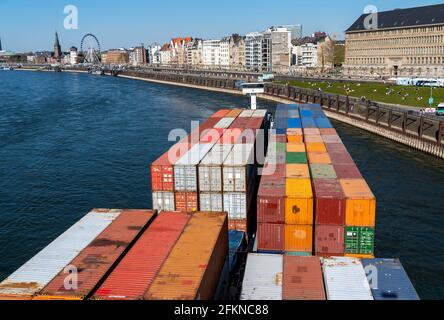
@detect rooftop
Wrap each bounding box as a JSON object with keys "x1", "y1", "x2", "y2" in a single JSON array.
[{"x1": 346, "y1": 3, "x2": 444, "y2": 32}]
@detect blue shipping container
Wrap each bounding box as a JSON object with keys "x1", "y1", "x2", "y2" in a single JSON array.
[
  {"x1": 315, "y1": 118, "x2": 333, "y2": 129},
  {"x1": 301, "y1": 118, "x2": 317, "y2": 128},
  {"x1": 228, "y1": 231, "x2": 246, "y2": 274},
  {"x1": 288, "y1": 110, "x2": 300, "y2": 118},
  {"x1": 361, "y1": 258, "x2": 420, "y2": 300},
  {"x1": 288, "y1": 118, "x2": 302, "y2": 129},
  {"x1": 300, "y1": 110, "x2": 314, "y2": 117}
]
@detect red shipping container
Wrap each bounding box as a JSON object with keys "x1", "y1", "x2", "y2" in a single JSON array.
[
  {"x1": 320, "y1": 129, "x2": 338, "y2": 136},
  {"x1": 333, "y1": 163, "x2": 363, "y2": 179},
  {"x1": 262, "y1": 163, "x2": 285, "y2": 178},
  {"x1": 313, "y1": 180, "x2": 346, "y2": 225},
  {"x1": 41, "y1": 210, "x2": 155, "y2": 299},
  {"x1": 329, "y1": 151, "x2": 355, "y2": 165},
  {"x1": 258, "y1": 179, "x2": 286, "y2": 224},
  {"x1": 93, "y1": 212, "x2": 191, "y2": 300},
  {"x1": 315, "y1": 225, "x2": 345, "y2": 256},
  {"x1": 325, "y1": 143, "x2": 347, "y2": 154},
  {"x1": 219, "y1": 129, "x2": 243, "y2": 144},
  {"x1": 231, "y1": 117, "x2": 251, "y2": 129},
  {"x1": 229, "y1": 219, "x2": 248, "y2": 233},
  {"x1": 269, "y1": 134, "x2": 287, "y2": 143},
  {"x1": 151, "y1": 143, "x2": 191, "y2": 192},
  {"x1": 200, "y1": 128, "x2": 225, "y2": 143},
  {"x1": 211, "y1": 109, "x2": 231, "y2": 118},
  {"x1": 247, "y1": 117, "x2": 264, "y2": 130},
  {"x1": 283, "y1": 256, "x2": 326, "y2": 300},
  {"x1": 258, "y1": 223, "x2": 285, "y2": 252},
  {"x1": 175, "y1": 192, "x2": 198, "y2": 212}
]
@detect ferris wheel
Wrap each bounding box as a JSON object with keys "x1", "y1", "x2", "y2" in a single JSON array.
[{"x1": 80, "y1": 34, "x2": 101, "y2": 64}]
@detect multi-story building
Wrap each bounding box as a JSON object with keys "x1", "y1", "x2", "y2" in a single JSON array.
[
  {"x1": 149, "y1": 44, "x2": 161, "y2": 65},
  {"x1": 229, "y1": 34, "x2": 246, "y2": 70},
  {"x1": 220, "y1": 37, "x2": 230, "y2": 69},
  {"x1": 103, "y1": 50, "x2": 129, "y2": 65},
  {"x1": 344, "y1": 4, "x2": 444, "y2": 77},
  {"x1": 282, "y1": 24, "x2": 303, "y2": 40},
  {"x1": 202, "y1": 40, "x2": 221, "y2": 68},
  {"x1": 245, "y1": 32, "x2": 264, "y2": 71},
  {"x1": 187, "y1": 39, "x2": 203, "y2": 67},
  {"x1": 291, "y1": 33, "x2": 334, "y2": 70},
  {"x1": 69, "y1": 46, "x2": 78, "y2": 65},
  {"x1": 170, "y1": 37, "x2": 192, "y2": 66},
  {"x1": 129, "y1": 45, "x2": 147, "y2": 66},
  {"x1": 271, "y1": 27, "x2": 292, "y2": 73},
  {"x1": 159, "y1": 44, "x2": 172, "y2": 65}
]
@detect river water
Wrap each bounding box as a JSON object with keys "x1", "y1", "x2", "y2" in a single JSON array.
[{"x1": 0, "y1": 71, "x2": 443, "y2": 299}]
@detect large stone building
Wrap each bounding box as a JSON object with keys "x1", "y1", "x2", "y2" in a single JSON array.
[{"x1": 344, "y1": 4, "x2": 444, "y2": 77}]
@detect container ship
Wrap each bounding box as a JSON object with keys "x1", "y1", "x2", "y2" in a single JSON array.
[{"x1": 0, "y1": 104, "x2": 419, "y2": 301}]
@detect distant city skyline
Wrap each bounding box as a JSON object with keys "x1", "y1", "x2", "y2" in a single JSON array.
[{"x1": 0, "y1": 0, "x2": 443, "y2": 52}]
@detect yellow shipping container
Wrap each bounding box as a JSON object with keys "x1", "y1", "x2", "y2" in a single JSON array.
[
  {"x1": 285, "y1": 225, "x2": 313, "y2": 253},
  {"x1": 345, "y1": 254, "x2": 375, "y2": 259},
  {"x1": 304, "y1": 135, "x2": 324, "y2": 143},
  {"x1": 306, "y1": 142, "x2": 327, "y2": 153},
  {"x1": 287, "y1": 143, "x2": 306, "y2": 153},
  {"x1": 285, "y1": 179, "x2": 313, "y2": 225},
  {"x1": 307, "y1": 152, "x2": 332, "y2": 164},
  {"x1": 340, "y1": 179, "x2": 376, "y2": 227},
  {"x1": 287, "y1": 135, "x2": 303, "y2": 143},
  {"x1": 286, "y1": 164, "x2": 310, "y2": 179},
  {"x1": 226, "y1": 109, "x2": 242, "y2": 118},
  {"x1": 145, "y1": 212, "x2": 228, "y2": 300}
]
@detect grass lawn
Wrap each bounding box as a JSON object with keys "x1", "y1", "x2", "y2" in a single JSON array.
[{"x1": 278, "y1": 79, "x2": 444, "y2": 108}]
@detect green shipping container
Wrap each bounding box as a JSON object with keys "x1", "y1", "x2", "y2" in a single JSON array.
[
  {"x1": 310, "y1": 164, "x2": 337, "y2": 180},
  {"x1": 286, "y1": 152, "x2": 308, "y2": 164},
  {"x1": 286, "y1": 252, "x2": 312, "y2": 257},
  {"x1": 345, "y1": 227, "x2": 375, "y2": 255}
]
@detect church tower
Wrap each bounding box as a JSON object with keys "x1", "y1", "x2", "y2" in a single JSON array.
[{"x1": 54, "y1": 32, "x2": 62, "y2": 62}]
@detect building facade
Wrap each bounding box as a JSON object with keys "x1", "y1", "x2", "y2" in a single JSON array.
[
  {"x1": 103, "y1": 50, "x2": 129, "y2": 65},
  {"x1": 271, "y1": 27, "x2": 292, "y2": 73},
  {"x1": 69, "y1": 46, "x2": 78, "y2": 65},
  {"x1": 344, "y1": 4, "x2": 444, "y2": 77},
  {"x1": 229, "y1": 34, "x2": 246, "y2": 70},
  {"x1": 202, "y1": 40, "x2": 221, "y2": 68},
  {"x1": 129, "y1": 46, "x2": 147, "y2": 66}
]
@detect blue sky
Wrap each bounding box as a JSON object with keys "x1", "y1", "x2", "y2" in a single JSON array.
[{"x1": 0, "y1": 0, "x2": 442, "y2": 52}]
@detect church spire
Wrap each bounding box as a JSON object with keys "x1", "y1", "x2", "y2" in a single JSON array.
[
  {"x1": 54, "y1": 31, "x2": 62, "y2": 62},
  {"x1": 0, "y1": 37, "x2": 2, "y2": 51}
]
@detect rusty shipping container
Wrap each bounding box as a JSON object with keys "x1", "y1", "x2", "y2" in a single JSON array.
[
  {"x1": 151, "y1": 142, "x2": 190, "y2": 192},
  {"x1": 37, "y1": 210, "x2": 155, "y2": 300},
  {"x1": 340, "y1": 179, "x2": 376, "y2": 227},
  {"x1": 175, "y1": 192, "x2": 198, "y2": 213},
  {"x1": 283, "y1": 256, "x2": 326, "y2": 300},
  {"x1": 315, "y1": 225, "x2": 345, "y2": 256},
  {"x1": 285, "y1": 225, "x2": 313, "y2": 253},
  {"x1": 257, "y1": 223, "x2": 285, "y2": 252},
  {"x1": 313, "y1": 179, "x2": 346, "y2": 226},
  {"x1": 93, "y1": 212, "x2": 191, "y2": 300},
  {"x1": 0, "y1": 209, "x2": 122, "y2": 300},
  {"x1": 145, "y1": 212, "x2": 228, "y2": 300},
  {"x1": 258, "y1": 177, "x2": 286, "y2": 224}
]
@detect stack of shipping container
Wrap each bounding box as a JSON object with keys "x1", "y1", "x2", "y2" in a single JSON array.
[
  {"x1": 299, "y1": 104, "x2": 376, "y2": 258},
  {"x1": 257, "y1": 105, "x2": 314, "y2": 255},
  {"x1": 151, "y1": 108, "x2": 268, "y2": 234},
  {"x1": 257, "y1": 103, "x2": 376, "y2": 258},
  {"x1": 0, "y1": 210, "x2": 229, "y2": 300},
  {"x1": 241, "y1": 255, "x2": 419, "y2": 300}
]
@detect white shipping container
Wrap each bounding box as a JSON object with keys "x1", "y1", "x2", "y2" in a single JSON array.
[
  {"x1": 0, "y1": 209, "x2": 122, "y2": 297},
  {"x1": 223, "y1": 193, "x2": 248, "y2": 219},
  {"x1": 223, "y1": 144, "x2": 255, "y2": 192},
  {"x1": 152, "y1": 192, "x2": 175, "y2": 212},
  {"x1": 241, "y1": 254, "x2": 283, "y2": 300},
  {"x1": 174, "y1": 143, "x2": 215, "y2": 192},
  {"x1": 199, "y1": 193, "x2": 224, "y2": 212},
  {"x1": 252, "y1": 110, "x2": 268, "y2": 118},
  {"x1": 214, "y1": 118, "x2": 236, "y2": 129},
  {"x1": 239, "y1": 110, "x2": 255, "y2": 118},
  {"x1": 323, "y1": 257, "x2": 374, "y2": 301},
  {"x1": 199, "y1": 145, "x2": 233, "y2": 192}
]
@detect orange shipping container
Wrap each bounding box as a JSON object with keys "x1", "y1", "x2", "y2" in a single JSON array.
[
  {"x1": 226, "y1": 109, "x2": 242, "y2": 118},
  {"x1": 145, "y1": 212, "x2": 228, "y2": 300},
  {"x1": 340, "y1": 179, "x2": 376, "y2": 227},
  {"x1": 345, "y1": 254, "x2": 375, "y2": 259},
  {"x1": 287, "y1": 143, "x2": 306, "y2": 153},
  {"x1": 285, "y1": 179, "x2": 313, "y2": 225},
  {"x1": 287, "y1": 135, "x2": 303, "y2": 144},
  {"x1": 306, "y1": 142, "x2": 327, "y2": 153},
  {"x1": 286, "y1": 164, "x2": 310, "y2": 179},
  {"x1": 285, "y1": 225, "x2": 313, "y2": 253},
  {"x1": 307, "y1": 152, "x2": 332, "y2": 164}
]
